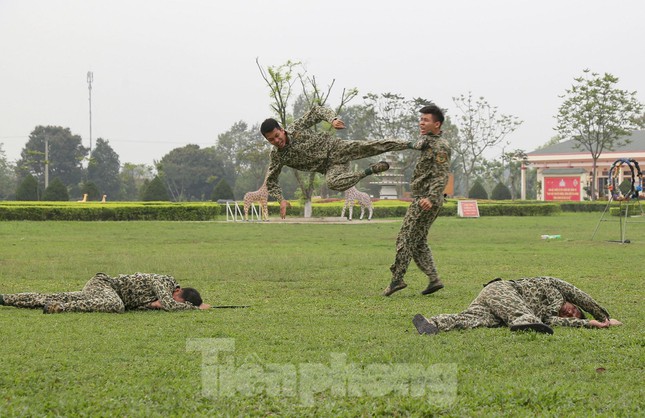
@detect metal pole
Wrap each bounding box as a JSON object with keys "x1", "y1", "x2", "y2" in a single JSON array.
[
  {"x1": 87, "y1": 71, "x2": 93, "y2": 156},
  {"x1": 44, "y1": 134, "x2": 49, "y2": 189}
]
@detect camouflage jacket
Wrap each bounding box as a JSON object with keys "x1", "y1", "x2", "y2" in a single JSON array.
[
  {"x1": 266, "y1": 105, "x2": 338, "y2": 201},
  {"x1": 409, "y1": 133, "x2": 451, "y2": 206},
  {"x1": 105, "y1": 273, "x2": 197, "y2": 311},
  {"x1": 512, "y1": 276, "x2": 610, "y2": 327}
]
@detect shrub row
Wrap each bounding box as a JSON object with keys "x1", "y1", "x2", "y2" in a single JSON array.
[
  {"x1": 0, "y1": 200, "x2": 629, "y2": 221},
  {"x1": 0, "y1": 203, "x2": 220, "y2": 221}
]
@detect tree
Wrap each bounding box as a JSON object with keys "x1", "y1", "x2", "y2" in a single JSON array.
[
  {"x1": 142, "y1": 176, "x2": 170, "y2": 201},
  {"x1": 556, "y1": 70, "x2": 644, "y2": 200},
  {"x1": 0, "y1": 144, "x2": 16, "y2": 200},
  {"x1": 211, "y1": 179, "x2": 235, "y2": 201},
  {"x1": 157, "y1": 144, "x2": 224, "y2": 201},
  {"x1": 43, "y1": 178, "x2": 69, "y2": 201},
  {"x1": 216, "y1": 121, "x2": 272, "y2": 195},
  {"x1": 15, "y1": 174, "x2": 40, "y2": 200},
  {"x1": 634, "y1": 111, "x2": 645, "y2": 129},
  {"x1": 87, "y1": 138, "x2": 121, "y2": 199},
  {"x1": 491, "y1": 182, "x2": 511, "y2": 200},
  {"x1": 468, "y1": 181, "x2": 488, "y2": 199},
  {"x1": 451, "y1": 92, "x2": 523, "y2": 194},
  {"x1": 16, "y1": 126, "x2": 87, "y2": 192},
  {"x1": 119, "y1": 163, "x2": 154, "y2": 201},
  {"x1": 80, "y1": 181, "x2": 101, "y2": 200}
]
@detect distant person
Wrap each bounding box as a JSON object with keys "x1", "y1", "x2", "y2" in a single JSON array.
[
  {"x1": 0, "y1": 272, "x2": 211, "y2": 313},
  {"x1": 261, "y1": 104, "x2": 431, "y2": 217},
  {"x1": 383, "y1": 104, "x2": 451, "y2": 297},
  {"x1": 412, "y1": 276, "x2": 622, "y2": 335}
]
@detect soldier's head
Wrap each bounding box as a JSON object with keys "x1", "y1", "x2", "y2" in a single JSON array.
[
  {"x1": 419, "y1": 104, "x2": 444, "y2": 135},
  {"x1": 173, "y1": 287, "x2": 203, "y2": 307},
  {"x1": 261, "y1": 118, "x2": 288, "y2": 149},
  {"x1": 558, "y1": 301, "x2": 586, "y2": 319}
]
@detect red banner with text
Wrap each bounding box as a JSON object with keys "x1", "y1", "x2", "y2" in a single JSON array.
[{"x1": 544, "y1": 176, "x2": 581, "y2": 201}]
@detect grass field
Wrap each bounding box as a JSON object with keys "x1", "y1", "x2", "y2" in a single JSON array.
[{"x1": 1, "y1": 213, "x2": 643, "y2": 416}]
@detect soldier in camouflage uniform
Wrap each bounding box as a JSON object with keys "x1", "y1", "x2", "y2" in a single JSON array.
[
  {"x1": 261, "y1": 104, "x2": 430, "y2": 217},
  {"x1": 0, "y1": 272, "x2": 210, "y2": 313},
  {"x1": 383, "y1": 104, "x2": 452, "y2": 297},
  {"x1": 412, "y1": 276, "x2": 623, "y2": 335}
]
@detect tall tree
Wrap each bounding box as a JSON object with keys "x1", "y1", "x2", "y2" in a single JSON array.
[
  {"x1": 142, "y1": 176, "x2": 170, "y2": 201},
  {"x1": 43, "y1": 177, "x2": 69, "y2": 201},
  {"x1": 157, "y1": 144, "x2": 224, "y2": 201},
  {"x1": 87, "y1": 138, "x2": 121, "y2": 199},
  {"x1": 15, "y1": 126, "x2": 87, "y2": 191},
  {"x1": 15, "y1": 174, "x2": 40, "y2": 200},
  {"x1": 119, "y1": 163, "x2": 154, "y2": 201},
  {"x1": 451, "y1": 92, "x2": 523, "y2": 193},
  {"x1": 215, "y1": 121, "x2": 271, "y2": 193},
  {"x1": 0, "y1": 144, "x2": 16, "y2": 200},
  {"x1": 556, "y1": 69, "x2": 644, "y2": 200}
]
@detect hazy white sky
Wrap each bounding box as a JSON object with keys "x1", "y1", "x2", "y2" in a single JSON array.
[{"x1": 1, "y1": 0, "x2": 643, "y2": 165}]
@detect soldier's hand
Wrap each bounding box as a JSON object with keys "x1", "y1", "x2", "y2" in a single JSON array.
[
  {"x1": 199, "y1": 303, "x2": 212, "y2": 310},
  {"x1": 332, "y1": 119, "x2": 345, "y2": 129},
  {"x1": 419, "y1": 198, "x2": 434, "y2": 211},
  {"x1": 608, "y1": 318, "x2": 623, "y2": 326},
  {"x1": 588, "y1": 319, "x2": 610, "y2": 328},
  {"x1": 149, "y1": 300, "x2": 163, "y2": 309}
]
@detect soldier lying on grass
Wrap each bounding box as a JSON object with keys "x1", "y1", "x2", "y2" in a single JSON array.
[
  {"x1": 1, "y1": 272, "x2": 211, "y2": 313},
  {"x1": 412, "y1": 276, "x2": 622, "y2": 335}
]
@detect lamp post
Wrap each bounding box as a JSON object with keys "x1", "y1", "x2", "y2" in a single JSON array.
[{"x1": 87, "y1": 71, "x2": 93, "y2": 156}]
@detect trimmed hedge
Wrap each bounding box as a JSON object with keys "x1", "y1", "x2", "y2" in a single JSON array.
[
  {"x1": 0, "y1": 202, "x2": 220, "y2": 221},
  {"x1": 0, "y1": 199, "x2": 632, "y2": 220}
]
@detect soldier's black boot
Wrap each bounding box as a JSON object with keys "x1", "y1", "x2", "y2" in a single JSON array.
[
  {"x1": 421, "y1": 280, "x2": 444, "y2": 295},
  {"x1": 382, "y1": 280, "x2": 407, "y2": 296},
  {"x1": 413, "y1": 314, "x2": 439, "y2": 335}
]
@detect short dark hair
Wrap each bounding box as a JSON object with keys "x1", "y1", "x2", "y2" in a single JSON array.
[
  {"x1": 260, "y1": 118, "x2": 282, "y2": 136},
  {"x1": 180, "y1": 287, "x2": 203, "y2": 307},
  {"x1": 419, "y1": 104, "x2": 444, "y2": 125}
]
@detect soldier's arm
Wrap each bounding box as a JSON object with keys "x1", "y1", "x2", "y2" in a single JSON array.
[
  {"x1": 266, "y1": 153, "x2": 285, "y2": 202},
  {"x1": 426, "y1": 141, "x2": 452, "y2": 206},
  {"x1": 545, "y1": 316, "x2": 590, "y2": 328},
  {"x1": 152, "y1": 278, "x2": 197, "y2": 311},
  {"x1": 547, "y1": 277, "x2": 610, "y2": 321},
  {"x1": 290, "y1": 104, "x2": 337, "y2": 132}
]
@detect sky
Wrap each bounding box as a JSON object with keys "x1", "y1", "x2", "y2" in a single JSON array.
[{"x1": 1, "y1": 0, "x2": 643, "y2": 166}]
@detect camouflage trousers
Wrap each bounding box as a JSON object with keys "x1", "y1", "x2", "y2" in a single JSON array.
[
  {"x1": 390, "y1": 199, "x2": 441, "y2": 283},
  {"x1": 430, "y1": 281, "x2": 543, "y2": 331},
  {"x1": 2, "y1": 273, "x2": 125, "y2": 313},
  {"x1": 325, "y1": 139, "x2": 411, "y2": 191}
]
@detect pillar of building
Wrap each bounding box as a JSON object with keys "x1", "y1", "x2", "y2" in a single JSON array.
[{"x1": 520, "y1": 164, "x2": 527, "y2": 200}]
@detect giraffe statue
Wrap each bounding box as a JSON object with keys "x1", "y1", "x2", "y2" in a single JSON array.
[
  {"x1": 243, "y1": 183, "x2": 269, "y2": 221},
  {"x1": 341, "y1": 186, "x2": 373, "y2": 220}
]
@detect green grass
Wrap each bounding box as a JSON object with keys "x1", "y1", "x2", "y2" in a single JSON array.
[{"x1": 1, "y1": 214, "x2": 643, "y2": 416}]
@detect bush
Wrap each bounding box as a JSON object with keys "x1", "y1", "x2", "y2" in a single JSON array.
[
  {"x1": 468, "y1": 181, "x2": 488, "y2": 199},
  {"x1": 80, "y1": 182, "x2": 101, "y2": 201},
  {"x1": 43, "y1": 178, "x2": 69, "y2": 201},
  {"x1": 211, "y1": 179, "x2": 235, "y2": 201},
  {"x1": 15, "y1": 175, "x2": 40, "y2": 201},
  {"x1": 491, "y1": 182, "x2": 512, "y2": 200},
  {"x1": 142, "y1": 176, "x2": 170, "y2": 201}
]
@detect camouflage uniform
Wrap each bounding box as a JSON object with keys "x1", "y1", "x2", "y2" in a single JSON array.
[
  {"x1": 2, "y1": 272, "x2": 197, "y2": 313},
  {"x1": 389, "y1": 133, "x2": 451, "y2": 286},
  {"x1": 266, "y1": 105, "x2": 416, "y2": 202},
  {"x1": 430, "y1": 277, "x2": 610, "y2": 331}
]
